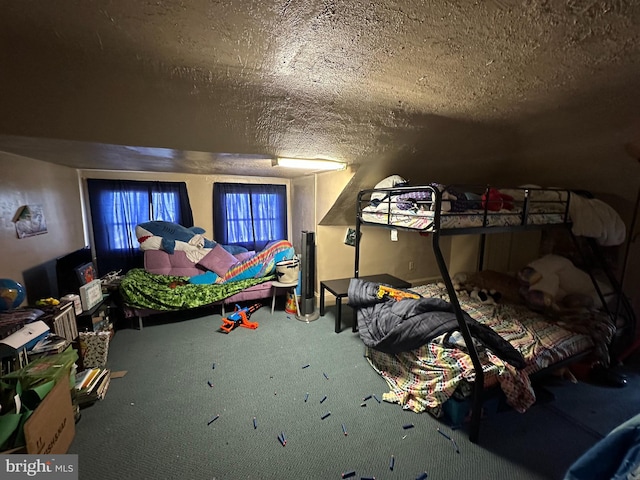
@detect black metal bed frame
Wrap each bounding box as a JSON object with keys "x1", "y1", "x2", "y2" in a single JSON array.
[{"x1": 353, "y1": 183, "x2": 625, "y2": 444}]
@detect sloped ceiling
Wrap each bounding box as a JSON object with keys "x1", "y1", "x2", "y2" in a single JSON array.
[{"x1": 0, "y1": 1, "x2": 639, "y2": 223}]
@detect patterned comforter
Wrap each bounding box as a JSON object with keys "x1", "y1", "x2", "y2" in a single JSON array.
[
  {"x1": 365, "y1": 282, "x2": 614, "y2": 417},
  {"x1": 119, "y1": 268, "x2": 273, "y2": 311}
]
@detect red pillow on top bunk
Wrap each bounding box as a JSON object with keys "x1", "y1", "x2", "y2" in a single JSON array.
[{"x1": 482, "y1": 188, "x2": 515, "y2": 211}]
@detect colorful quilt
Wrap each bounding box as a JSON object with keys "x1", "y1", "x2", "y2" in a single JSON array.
[
  {"x1": 365, "y1": 282, "x2": 612, "y2": 417},
  {"x1": 222, "y1": 240, "x2": 295, "y2": 282}
]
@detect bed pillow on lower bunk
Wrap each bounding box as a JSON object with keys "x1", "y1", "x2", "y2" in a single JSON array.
[{"x1": 518, "y1": 254, "x2": 603, "y2": 311}]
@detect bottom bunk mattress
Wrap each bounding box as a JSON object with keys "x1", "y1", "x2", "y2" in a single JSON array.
[
  {"x1": 119, "y1": 268, "x2": 274, "y2": 311},
  {"x1": 362, "y1": 282, "x2": 614, "y2": 417}
]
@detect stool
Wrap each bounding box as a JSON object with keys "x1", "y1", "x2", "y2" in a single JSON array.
[{"x1": 271, "y1": 281, "x2": 300, "y2": 315}]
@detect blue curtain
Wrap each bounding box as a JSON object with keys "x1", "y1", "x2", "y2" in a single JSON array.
[
  {"x1": 87, "y1": 179, "x2": 193, "y2": 275},
  {"x1": 213, "y1": 183, "x2": 287, "y2": 251}
]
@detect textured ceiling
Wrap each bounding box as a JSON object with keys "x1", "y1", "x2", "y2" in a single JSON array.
[{"x1": 0, "y1": 0, "x2": 639, "y2": 183}]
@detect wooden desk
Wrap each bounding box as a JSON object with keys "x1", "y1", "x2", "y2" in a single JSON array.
[{"x1": 320, "y1": 274, "x2": 411, "y2": 333}]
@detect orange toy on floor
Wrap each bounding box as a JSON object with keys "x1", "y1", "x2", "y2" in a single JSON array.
[{"x1": 220, "y1": 303, "x2": 261, "y2": 333}]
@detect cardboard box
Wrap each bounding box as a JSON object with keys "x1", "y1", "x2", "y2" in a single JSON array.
[
  {"x1": 26, "y1": 378, "x2": 75, "y2": 454},
  {"x1": 2, "y1": 378, "x2": 75, "y2": 454}
]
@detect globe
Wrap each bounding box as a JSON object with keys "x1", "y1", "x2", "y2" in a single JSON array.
[{"x1": 0, "y1": 279, "x2": 26, "y2": 312}]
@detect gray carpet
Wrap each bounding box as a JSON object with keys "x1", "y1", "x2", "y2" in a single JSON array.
[
  {"x1": 540, "y1": 372, "x2": 640, "y2": 438},
  {"x1": 68, "y1": 305, "x2": 640, "y2": 480}
]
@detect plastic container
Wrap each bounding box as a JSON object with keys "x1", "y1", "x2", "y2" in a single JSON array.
[{"x1": 285, "y1": 292, "x2": 298, "y2": 315}]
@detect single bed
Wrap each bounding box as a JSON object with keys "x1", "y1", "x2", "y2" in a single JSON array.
[{"x1": 119, "y1": 234, "x2": 296, "y2": 328}]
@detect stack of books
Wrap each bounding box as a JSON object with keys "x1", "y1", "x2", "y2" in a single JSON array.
[
  {"x1": 74, "y1": 367, "x2": 111, "y2": 407},
  {"x1": 28, "y1": 333, "x2": 71, "y2": 360}
]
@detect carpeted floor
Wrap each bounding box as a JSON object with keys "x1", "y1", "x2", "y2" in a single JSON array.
[{"x1": 68, "y1": 304, "x2": 640, "y2": 480}]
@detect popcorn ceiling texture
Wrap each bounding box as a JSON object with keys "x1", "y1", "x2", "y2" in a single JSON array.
[{"x1": 0, "y1": 1, "x2": 638, "y2": 200}]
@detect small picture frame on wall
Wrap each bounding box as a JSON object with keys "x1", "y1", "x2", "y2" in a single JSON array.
[
  {"x1": 344, "y1": 228, "x2": 357, "y2": 247},
  {"x1": 13, "y1": 204, "x2": 47, "y2": 239}
]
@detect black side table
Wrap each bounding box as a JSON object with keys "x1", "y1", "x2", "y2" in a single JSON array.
[
  {"x1": 320, "y1": 274, "x2": 411, "y2": 333},
  {"x1": 75, "y1": 293, "x2": 111, "y2": 332}
]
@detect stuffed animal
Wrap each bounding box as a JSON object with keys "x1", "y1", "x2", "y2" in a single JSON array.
[
  {"x1": 136, "y1": 221, "x2": 216, "y2": 254},
  {"x1": 452, "y1": 270, "x2": 522, "y2": 305},
  {"x1": 517, "y1": 254, "x2": 602, "y2": 312},
  {"x1": 469, "y1": 287, "x2": 501, "y2": 305}
]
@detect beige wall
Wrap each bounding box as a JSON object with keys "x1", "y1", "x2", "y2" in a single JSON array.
[
  {"x1": 7, "y1": 158, "x2": 636, "y2": 326},
  {"x1": 290, "y1": 175, "x2": 316, "y2": 254},
  {"x1": 1, "y1": 153, "x2": 85, "y2": 303},
  {"x1": 1, "y1": 163, "x2": 295, "y2": 306},
  {"x1": 315, "y1": 168, "x2": 454, "y2": 306}
]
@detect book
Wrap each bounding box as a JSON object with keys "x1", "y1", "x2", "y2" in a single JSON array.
[
  {"x1": 95, "y1": 370, "x2": 111, "y2": 399},
  {"x1": 75, "y1": 367, "x2": 103, "y2": 391},
  {"x1": 29, "y1": 334, "x2": 70, "y2": 354},
  {"x1": 76, "y1": 369, "x2": 111, "y2": 406},
  {"x1": 88, "y1": 368, "x2": 109, "y2": 393}
]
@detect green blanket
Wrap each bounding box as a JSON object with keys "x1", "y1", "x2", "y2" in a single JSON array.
[{"x1": 119, "y1": 268, "x2": 274, "y2": 311}]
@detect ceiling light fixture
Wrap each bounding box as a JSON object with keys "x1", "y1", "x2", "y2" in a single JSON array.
[{"x1": 273, "y1": 157, "x2": 346, "y2": 171}]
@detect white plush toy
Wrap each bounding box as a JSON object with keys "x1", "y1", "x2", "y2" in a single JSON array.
[{"x1": 518, "y1": 254, "x2": 603, "y2": 311}]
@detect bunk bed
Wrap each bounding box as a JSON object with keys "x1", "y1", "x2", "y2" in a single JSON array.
[{"x1": 352, "y1": 180, "x2": 629, "y2": 444}]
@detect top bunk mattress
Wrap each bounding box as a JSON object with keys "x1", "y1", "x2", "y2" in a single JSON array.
[
  {"x1": 361, "y1": 204, "x2": 566, "y2": 230},
  {"x1": 358, "y1": 183, "x2": 570, "y2": 232}
]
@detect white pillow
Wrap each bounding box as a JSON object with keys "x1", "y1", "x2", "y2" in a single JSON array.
[
  {"x1": 371, "y1": 175, "x2": 408, "y2": 202},
  {"x1": 527, "y1": 254, "x2": 600, "y2": 305}
]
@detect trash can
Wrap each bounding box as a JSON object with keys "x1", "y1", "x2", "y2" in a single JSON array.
[{"x1": 285, "y1": 292, "x2": 298, "y2": 315}]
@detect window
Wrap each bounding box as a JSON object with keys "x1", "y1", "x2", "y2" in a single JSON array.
[
  {"x1": 213, "y1": 183, "x2": 287, "y2": 251},
  {"x1": 87, "y1": 179, "x2": 193, "y2": 275},
  {"x1": 105, "y1": 190, "x2": 180, "y2": 249}
]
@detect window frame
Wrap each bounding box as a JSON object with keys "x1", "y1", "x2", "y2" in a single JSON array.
[
  {"x1": 86, "y1": 179, "x2": 193, "y2": 275},
  {"x1": 213, "y1": 182, "x2": 288, "y2": 252}
]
